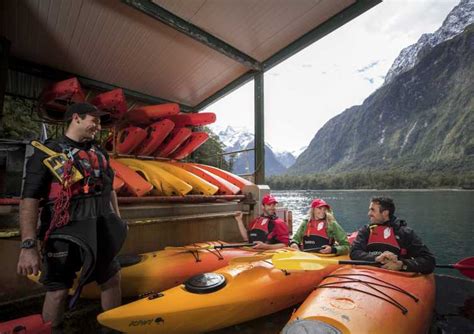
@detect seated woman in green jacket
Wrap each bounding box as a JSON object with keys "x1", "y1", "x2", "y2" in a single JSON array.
[{"x1": 289, "y1": 198, "x2": 349, "y2": 255}]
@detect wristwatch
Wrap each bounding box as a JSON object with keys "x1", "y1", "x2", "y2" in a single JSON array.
[
  {"x1": 401, "y1": 261, "x2": 408, "y2": 271},
  {"x1": 20, "y1": 238, "x2": 37, "y2": 249}
]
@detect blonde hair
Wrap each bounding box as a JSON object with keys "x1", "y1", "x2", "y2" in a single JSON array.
[{"x1": 308, "y1": 207, "x2": 336, "y2": 225}]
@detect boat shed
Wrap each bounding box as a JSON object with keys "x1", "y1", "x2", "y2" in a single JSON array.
[{"x1": 0, "y1": 0, "x2": 380, "y2": 184}]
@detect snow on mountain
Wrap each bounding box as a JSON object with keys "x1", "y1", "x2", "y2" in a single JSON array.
[
  {"x1": 212, "y1": 125, "x2": 296, "y2": 174},
  {"x1": 385, "y1": 0, "x2": 474, "y2": 84}
]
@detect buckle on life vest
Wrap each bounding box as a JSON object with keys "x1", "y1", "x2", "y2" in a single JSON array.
[{"x1": 31, "y1": 141, "x2": 83, "y2": 187}]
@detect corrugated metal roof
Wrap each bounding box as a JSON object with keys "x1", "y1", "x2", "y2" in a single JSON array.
[{"x1": 1, "y1": 0, "x2": 378, "y2": 109}]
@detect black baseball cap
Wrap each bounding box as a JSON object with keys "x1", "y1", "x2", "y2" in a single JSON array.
[{"x1": 64, "y1": 102, "x2": 109, "y2": 121}]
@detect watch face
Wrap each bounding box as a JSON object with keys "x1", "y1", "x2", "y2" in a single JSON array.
[{"x1": 21, "y1": 239, "x2": 36, "y2": 248}]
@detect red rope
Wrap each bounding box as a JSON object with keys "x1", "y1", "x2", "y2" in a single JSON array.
[{"x1": 44, "y1": 160, "x2": 74, "y2": 242}]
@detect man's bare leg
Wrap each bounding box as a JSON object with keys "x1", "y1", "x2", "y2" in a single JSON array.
[
  {"x1": 43, "y1": 289, "x2": 69, "y2": 329},
  {"x1": 100, "y1": 271, "x2": 121, "y2": 311}
]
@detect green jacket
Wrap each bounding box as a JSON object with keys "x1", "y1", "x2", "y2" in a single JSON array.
[{"x1": 291, "y1": 219, "x2": 350, "y2": 255}]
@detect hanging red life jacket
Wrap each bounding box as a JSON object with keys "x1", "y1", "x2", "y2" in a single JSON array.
[
  {"x1": 367, "y1": 224, "x2": 406, "y2": 256},
  {"x1": 302, "y1": 219, "x2": 332, "y2": 250}
]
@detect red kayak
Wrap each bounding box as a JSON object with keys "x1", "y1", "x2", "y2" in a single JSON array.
[
  {"x1": 170, "y1": 162, "x2": 241, "y2": 195},
  {"x1": 90, "y1": 88, "x2": 127, "y2": 126},
  {"x1": 128, "y1": 103, "x2": 180, "y2": 125},
  {"x1": 169, "y1": 132, "x2": 209, "y2": 160},
  {"x1": 165, "y1": 112, "x2": 216, "y2": 127},
  {"x1": 191, "y1": 163, "x2": 254, "y2": 190},
  {"x1": 134, "y1": 119, "x2": 175, "y2": 156},
  {"x1": 0, "y1": 314, "x2": 51, "y2": 334},
  {"x1": 38, "y1": 77, "x2": 85, "y2": 121},
  {"x1": 115, "y1": 126, "x2": 147, "y2": 154},
  {"x1": 154, "y1": 128, "x2": 192, "y2": 157}
]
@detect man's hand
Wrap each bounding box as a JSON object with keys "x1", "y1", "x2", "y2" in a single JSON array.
[
  {"x1": 17, "y1": 248, "x2": 41, "y2": 276},
  {"x1": 375, "y1": 251, "x2": 402, "y2": 271},
  {"x1": 234, "y1": 211, "x2": 243, "y2": 221},
  {"x1": 381, "y1": 260, "x2": 403, "y2": 271},
  {"x1": 375, "y1": 251, "x2": 398, "y2": 263},
  {"x1": 319, "y1": 245, "x2": 333, "y2": 254},
  {"x1": 252, "y1": 241, "x2": 271, "y2": 250},
  {"x1": 289, "y1": 243, "x2": 300, "y2": 250}
]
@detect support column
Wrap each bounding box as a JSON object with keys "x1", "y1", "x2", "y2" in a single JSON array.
[
  {"x1": 254, "y1": 72, "x2": 265, "y2": 184},
  {"x1": 0, "y1": 37, "x2": 11, "y2": 129}
]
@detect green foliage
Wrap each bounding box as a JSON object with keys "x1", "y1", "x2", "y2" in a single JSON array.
[
  {"x1": 267, "y1": 170, "x2": 474, "y2": 190},
  {"x1": 0, "y1": 96, "x2": 52, "y2": 140},
  {"x1": 189, "y1": 127, "x2": 233, "y2": 171}
]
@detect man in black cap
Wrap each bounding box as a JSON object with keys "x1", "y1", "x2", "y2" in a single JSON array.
[{"x1": 17, "y1": 102, "x2": 127, "y2": 331}]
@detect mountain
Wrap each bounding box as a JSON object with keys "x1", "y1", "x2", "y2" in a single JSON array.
[
  {"x1": 213, "y1": 126, "x2": 293, "y2": 175},
  {"x1": 274, "y1": 151, "x2": 297, "y2": 168},
  {"x1": 385, "y1": 0, "x2": 474, "y2": 84},
  {"x1": 289, "y1": 20, "x2": 474, "y2": 174}
]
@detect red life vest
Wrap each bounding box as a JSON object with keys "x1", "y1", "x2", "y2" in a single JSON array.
[
  {"x1": 47, "y1": 145, "x2": 108, "y2": 200},
  {"x1": 367, "y1": 224, "x2": 406, "y2": 256},
  {"x1": 248, "y1": 216, "x2": 274, "y2": 243},
  {"x1": 302, "y1": 219, "x2": 332, "y2": 250}
]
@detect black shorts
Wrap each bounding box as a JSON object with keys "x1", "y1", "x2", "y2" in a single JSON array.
[{"x1": 39, "y1": 239, "x2": 120, "y2": 291}]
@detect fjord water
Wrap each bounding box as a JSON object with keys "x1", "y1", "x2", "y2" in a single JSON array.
[{"x1": 274, "y1": 190, "x2": 474, "y2": 277}]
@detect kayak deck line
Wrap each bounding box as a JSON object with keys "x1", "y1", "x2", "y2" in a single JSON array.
[{"x1": 318, "y1": 272, "x2": 420, "y2": 314}]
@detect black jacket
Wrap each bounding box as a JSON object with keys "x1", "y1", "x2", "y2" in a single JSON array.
[{"x1": 350, "y1": 217, "x2": 436, "y2": 274}]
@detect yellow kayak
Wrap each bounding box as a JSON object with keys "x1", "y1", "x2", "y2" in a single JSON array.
[
  {"x1": 148, "y1": 161, "x2": 219, "y2": 195},
  {"x1": 98, "y1": 252, "x2": 349, "y2": 333},
  {"x1": 118, "y1": 158, "x2": 192, "y2": 196},
  {"x1": 29, "y1": 241, "x2": 259, "y2": 299}
]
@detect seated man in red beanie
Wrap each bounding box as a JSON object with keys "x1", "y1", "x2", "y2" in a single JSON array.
[{"x1": 234, "y1": 194, "x2": 289, "y2": 250}]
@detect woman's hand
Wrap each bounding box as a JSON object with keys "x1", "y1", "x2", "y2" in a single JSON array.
[
  {"x1": 290, "y1": 243, "x2": 300, "y2": 250},
  {"x1": 319, "y1": 245, "x2": 333, "y2": 254}
]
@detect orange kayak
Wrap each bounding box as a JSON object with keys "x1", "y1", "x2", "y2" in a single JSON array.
[
  {"x1": 90, "y1": 88, "x2": 128, "y2": 126},
  {"x1": 134, "y1": 119, "x2": 175, "y2": 156},
  {"x1": 169, "y1": 132, "x2": 209, "y2": 160},
  {"x1": 0, "y1": 314, "x2": 51, "y2": 334},
  {"x1": 154, "y1": 127, "x2": 192, "y2": 157},
  {"x1": 127, "y1": 103, "x2": 180, "y2": 125},
  {"x1": 98, "y1": 252, "x2": 349, "y2": 333},
  {"x1": 109, "y1": 159, "x2": 153, "y2": 197},
  {"x1": 81, "y1": 242, "x2": 259, "y2": 299},
  {"x1": 191, "y1": 163, "x2": 254, "y2": 190},
  {"x1": 282, "y1": 266, "x2": 436, "y2": 334}
]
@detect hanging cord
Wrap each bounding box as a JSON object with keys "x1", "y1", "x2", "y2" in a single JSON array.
[
  {"x1": 317, "y1": 273, "x2": 419, "y2": 315},
  {"x1": 44, "y1": 159, "x2": 74, "y2": 243}
]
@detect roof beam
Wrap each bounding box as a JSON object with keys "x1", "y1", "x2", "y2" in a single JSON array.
[
  {"x1": 263, "y1": 0, "x2": 381, "y2": 70},
  {"x1": 8, "y1": 57, "x2": 193, "y2": 112},
  {"x1": 122, "y1": 0, "x2": 262, "y2": 71}
]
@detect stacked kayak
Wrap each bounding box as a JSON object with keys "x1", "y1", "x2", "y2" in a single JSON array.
[
  {"x1": 113, "y1": 111, "x2": 216, "y2": 158},
  {"x1": 29, "y1": 241, "x2": 259, "y2": 299},
  {"x1": 282, "y1": 266, "x2": 436, "y2": 334},
  {"x1": 98, "y1": 252, "x2": 349, "y2": 333},
  {"x1": 109, "y1": 160, "x2": 244, "y2": 197}
]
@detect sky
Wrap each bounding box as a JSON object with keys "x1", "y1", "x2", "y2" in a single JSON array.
[{"x1": 206, "y1": 0, "x2": 460, "y2": 154}]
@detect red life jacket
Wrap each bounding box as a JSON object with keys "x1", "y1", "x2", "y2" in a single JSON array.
[
  {"x1": 47, "y1": 145, "x2": 108, "y2": 200},
  {"x1": 302, "y1": 219, "x2": 332, "y2": 250},
  {"x1": 367, "y1": 224, "x2": 407, "y2": 256},
  {"x1": 248, "y1": 216, "x2": 274, "y2": 243}
]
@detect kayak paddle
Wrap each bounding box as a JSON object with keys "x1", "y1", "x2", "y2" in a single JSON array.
[
  {"x1": 436, "y1": 257, "x2": 474, "y2": 279},
  {"x1": 272, "y1": 252, "x2": 474, "y2": 279},
  {"x1": 165, "y1": 243, "x2": 256, "y2": 251}
]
